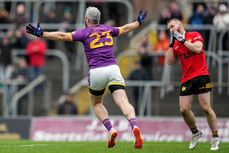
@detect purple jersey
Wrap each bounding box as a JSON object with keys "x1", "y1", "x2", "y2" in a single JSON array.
[{"x1": 69, "y1": 25, "x2": 121, "y2": 69}]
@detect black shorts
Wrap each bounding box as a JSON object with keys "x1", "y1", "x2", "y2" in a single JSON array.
[
  {"x1": 180, "y1": 75, "x2": 212, "y2": 96},
  {"x1": 89, "y1": 84, "x2": 125, "y2": 96}
]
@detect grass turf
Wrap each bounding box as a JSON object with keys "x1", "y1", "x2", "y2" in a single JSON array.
[{"x1": 0, "y1": 141, "x2": 227, "y2": 153}]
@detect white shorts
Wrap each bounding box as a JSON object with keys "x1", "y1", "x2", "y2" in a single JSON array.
[{"x1": 88, "y1": 65, "x2": 125, "y2": 91}]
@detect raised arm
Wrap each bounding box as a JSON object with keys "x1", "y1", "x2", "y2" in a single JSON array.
[
  {"x1": 26, "y1": 23, "x2": 72, "y2": 41},
  {"x1": 173, "y1": 31, "x2": 203, "y2": 53},
  {"x1": 166, "y1": 32, "x2": 176, "y2": 65},
  {"x1": 183, "y1": 41, "x2": 203, "y2": 53},
  {"x1": 166, "y1": 47, "x2": 176, "y2": 65},
  {"x1": 119, "y1": 21, "x2": 140, "y2": 35},
  {"x1": 118, "y1": 11, "x2": 147, "y2": 35}
]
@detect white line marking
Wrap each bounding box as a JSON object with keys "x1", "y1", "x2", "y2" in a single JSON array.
[{"x1": 0, "y1": 144, "x2": 47, "y2": 148}]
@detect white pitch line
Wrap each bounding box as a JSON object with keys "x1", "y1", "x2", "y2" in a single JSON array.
[{"x1": 0, "y1": 144, "x2": 47, "y2": 148}]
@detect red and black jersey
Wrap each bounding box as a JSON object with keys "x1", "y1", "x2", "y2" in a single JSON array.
[{"x1": 173, "y1": 31, "x2": 209, "y2": 83}]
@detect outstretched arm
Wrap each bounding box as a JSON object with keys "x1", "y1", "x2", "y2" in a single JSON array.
[
  {"x1": 26, "y1": 23, "x2": 72, "y2": 41},
  {"x1": 119, "y1": 21, "x2": 140, "y2": 35},
  {"x1": 118, "y1": 10, "x2": 147, "y2": 35},
  {"x1": 42, "y1": 32, "x2": 71, "y2": 41}
]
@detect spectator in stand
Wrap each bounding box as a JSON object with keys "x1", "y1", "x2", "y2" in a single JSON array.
[
  {"x1": 170, "y1": 1, "x2": 183, "y2": 21},
  {"x1": 158, "y1": 7, "x2": 171, "y2": 37},
  {"x1": 203, "y1": 5, "x2": 216, "y2": 50},
  {"x1": 6, "y1": 28, "x2": 30, "y2": 64},
  {"x1": 11, "y1": 58, "x2": 29, "y2": 115},
  {"x1": 60, "y1": 6, "x2": 76, "y2": 61},
  {"x1": 136, "y1": 34, "x2": 153, "y2": 79},
  {"x1": 213, "y1": 4, "x2": 229, "y2": 56},
  {"x1": 154, "y1": 31, "x2": 170, "y2": 66},
  {"x1": 6, "y1": 27, "x2": 30, "y2": 49},
  {"x1": 189, "y1": 4, "x2": 205, "y2": 34},
  {"x1": 0, "y1": 37, "x2": 12, "y2": 82},
  {"x1": 0, "y1": 8, "x2": 10, "y2": 24},
  {"x1": 57, "y1": 92, "x2": 78, "y2": 115},
  {"x1": 213, "y1": 4, "x2": 229, "y2": 30},
  {"x1": 158, "y1": 7, "x2": 171, "y2": 25},
  {"x1": 13, "y1": 4, "x2": 28, "y2": 28},
  {"x1": 7, "y1": 4, "x2": 28, "y2": 49},
  {"x1": 46, "y1": 10, "x2": 58, "y2": 23},
  {"x1": 128, "y1": 60, "x2": 150, "y2": 115},
  {"x1": 0, "y1": 7, "x2": 11, "y2": 43},
  {"x1": 17, "y1": 28, "x2": 30, "y2": 49},
  {"x1": 26, "y1": 36, "x2": 47, "y2": 93},
  {"x1": 204, "y1": 5, "x2": 216, "y2": 25}
]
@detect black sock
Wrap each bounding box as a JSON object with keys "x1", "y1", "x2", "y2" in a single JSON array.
[
  {"x1": 212, "y1": 131, "x2": 218, "y2": 138},
  {"x1": 190, "y1": 127, "x2": 198, "y2": 134}
]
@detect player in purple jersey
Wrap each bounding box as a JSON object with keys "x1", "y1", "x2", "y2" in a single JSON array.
[{"x1": 26, "y1": 6, "x2": 147, "y2": 149}]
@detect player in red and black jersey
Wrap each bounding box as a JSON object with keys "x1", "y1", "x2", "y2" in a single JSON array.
[{"x1": 166, "y1": 18, "x2": 219, "y2": 150}]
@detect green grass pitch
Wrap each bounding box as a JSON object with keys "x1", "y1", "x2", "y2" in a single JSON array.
[{"x1": 0, "y1": 141, "x2": 228, "y2": 153}]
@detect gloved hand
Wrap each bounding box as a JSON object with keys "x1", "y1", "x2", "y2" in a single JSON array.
[
  {"x1": 137, "y1": 10, "x2": 147, "y2": 26},
  {"x1": 26, "y1": 23, "x2": 43, "y2": 37},
  {"x1": 173, "y1": 31, "x2": 186, "y2": 44},
  {"x1": 169, "y1": 32, "x2": 175, "y2": 47}
]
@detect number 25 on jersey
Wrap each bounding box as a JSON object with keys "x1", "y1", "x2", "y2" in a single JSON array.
[{"x1": 89, "y1": 31, "x2": 113, "y2": 49}]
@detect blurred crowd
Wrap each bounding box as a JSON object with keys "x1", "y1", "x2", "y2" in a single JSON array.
[
  {"x1": 0, "y1": 2, "x2": 228, "y2": 79},
  {"x1": 133, "y1": 1, "x2": 229, "y2": 80}
]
